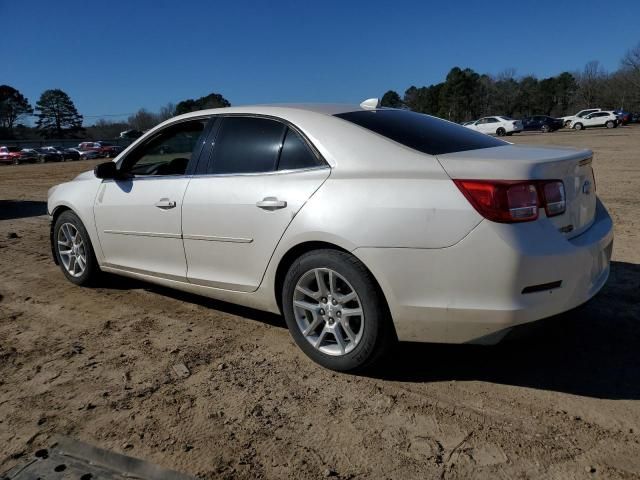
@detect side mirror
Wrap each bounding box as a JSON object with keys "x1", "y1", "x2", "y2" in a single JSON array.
[{"x1": 94, "y1": 161, "x2": 118, "y2": 179}]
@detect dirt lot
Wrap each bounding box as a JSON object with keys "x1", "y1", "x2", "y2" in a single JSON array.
[{"x1": 1, "y1": 126, "x2": 639, "y2": 479}]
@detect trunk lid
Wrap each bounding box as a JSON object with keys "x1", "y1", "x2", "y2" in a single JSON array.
[{"x1": 437, "y1": 145, "x2": 597, "y2": 238}]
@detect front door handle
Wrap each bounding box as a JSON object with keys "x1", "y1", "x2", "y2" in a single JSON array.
[
  {"x1": 155, "y1": 199, "x2": 177, "y2": 210},
  {"x1": 256, "y1": 197, "x2": 287, "y2": 210}
]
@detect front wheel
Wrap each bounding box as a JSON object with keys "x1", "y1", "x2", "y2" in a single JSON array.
[
  {"x1": 541, "y1": 125, "x2": 550, "y2": 133},
  {"x1": 496, "y1": 127, "x2": 507, "y2": 136},
  {"x1": 13, "y1": 158, "x2": 20, "y2": 165},
  {"x1": 573, "y1": 123, "x2": 584, "y2": 130},
  {"x1": 605, "y1": 120, "x2": 615, "y2": 129},
  {"x1": 53, "y1": 210, "x2": 100, "y2": 286},
  {"x1": 282, "y1": 249, "x2": 395, "y2": 372}
]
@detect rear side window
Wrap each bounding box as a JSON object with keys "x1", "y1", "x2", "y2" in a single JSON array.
[
  {"x1": 278, "y1": 128, "x2": 320, "y2": 170},
  {"x1": 335, "y1": 109, "x2": 505, "y2": 156},
  {"x1": 209, "y1": 117, "x2": 285, "y2": 174}
]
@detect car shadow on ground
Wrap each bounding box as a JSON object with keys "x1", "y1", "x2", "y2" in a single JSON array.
[
  {"x1": 374, "y1": 260, "x2": 640, "y2": 400},
  {"x1": 0, "y1": 200, "x2": 47, "y2": 220},
  {"x1": 97, "y1": 273, "x2": 287, "y2": 330},
  {"x1": 97, "y1": 261, "x2": 639, "y2": 400}
]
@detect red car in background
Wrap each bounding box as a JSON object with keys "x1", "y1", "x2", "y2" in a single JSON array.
[
  {"x1": 77, "y1": 141, "x2": 124, "y2": 158},
  {"x1": 0, "y1": 146, "x2": 26, "y2": 164}
]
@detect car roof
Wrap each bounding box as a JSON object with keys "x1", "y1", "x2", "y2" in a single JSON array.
[{"x1": 168, "y1": 103, "x2": 364, "y2": 122}]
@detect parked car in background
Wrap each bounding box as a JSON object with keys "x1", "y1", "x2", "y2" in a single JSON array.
[
  {"x1": 613, "y1": 110, "x2": 632, "y2": 125},
  {"x1": 19, "y1": 149, "x2": 40, "y2": 163},
  {"x1": 40, "y1": 146, "x2": 80, "y2": 161},
  {"x1": 0, "y1": 146, "x2": 26, "y2": 164},
  {"x1": 77, "y1": 142, "x2": 103, "y2": 154},
  {"x1": 98, "y1": 142, "x2": 124, "y2": 158},
  {"x1": 521, "y1": 115, "x2": 564, "y2": 133},
  {"x1": 48, "y1": 102, "x2": 613, "y2": 371},
  {"x1": 69, "y1": 147, "x2": 101, "y2": 160},
  {"x1": 34, "y1": 147, "x2": 64, "y2": 163},
  {"x1": 77, "y1": 141, "x2": 124, "y2": 158},
  {"x1": 464, "y1": 116, "x2": 523, "y2": 136},
  {"x1": 571, "y1": 111, "x2": 618, "y2": 130},
  {"x1": 560, "y1": 108, "x2": 601, "y2": 128}
]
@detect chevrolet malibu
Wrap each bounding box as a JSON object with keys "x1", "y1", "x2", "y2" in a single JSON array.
[{"x1": 48, "y1": 100, "x2": 613, "y2": 372}]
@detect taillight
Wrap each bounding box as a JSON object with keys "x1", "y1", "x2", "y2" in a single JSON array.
[
  {"x1": 540, "y1": 181, "x2": 565, "y2": 217},
  {"x1": 454, "y1": 179, "x2": 566, "y2": 223}
]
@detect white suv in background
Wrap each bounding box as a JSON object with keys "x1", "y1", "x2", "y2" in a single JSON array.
[
  {"x1": 560, "y1": 108, "x2": 601, "y2": 128},
  {"x1": 571, "y1": 111, "x2": 618, "y2": 130},
  {"x1": 464, "y1": 116, "x2": 523, "y2": 136}
]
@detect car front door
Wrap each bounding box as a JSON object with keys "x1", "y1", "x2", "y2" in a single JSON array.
[
  {"x1": 93, "y1": 118, "x2": 211, "y2": 280},
  {"x1": 182, "y1": 116, "x2": 330, "y2": 292}
]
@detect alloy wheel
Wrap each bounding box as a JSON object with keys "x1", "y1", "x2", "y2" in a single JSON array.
[
  {"x1": 293, "y1": 268, "x2": 365, "y2": 356},
  {"x1": 57, "y1": 222, "x2": 87, "y2": 277}
]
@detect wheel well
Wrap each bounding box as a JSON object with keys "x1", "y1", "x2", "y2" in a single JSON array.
[
  {"x1": 49, "y1": 206, "x2": 72, "y2": 264},
  {"x1": 274, "y1": 242, "x2": 349, "y2": 313},
  {"x1": 273, "y1": 241, "x2": 396, "y2": 338}
]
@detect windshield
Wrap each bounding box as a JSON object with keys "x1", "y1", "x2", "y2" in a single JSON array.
[{"x1": 334, "y1": 109, "x2": 505, "y2": 156}]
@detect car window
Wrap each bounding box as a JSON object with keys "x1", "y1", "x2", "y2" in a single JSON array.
[
  {"x1": 122, "y1": 119, "x2": 208, "y2": 176},
  {"x1": 334, "y1": 109, "x2": 505, "y2": 156},
  {"x1": 208, "y1": 117, "x2": 286, "y2": 174},
  {"x1": 487, "y1": 117, "x2": 499, "y2": 123},
  {"x1": 277, "y1": 128, "x2": 321, "y2": 170}
]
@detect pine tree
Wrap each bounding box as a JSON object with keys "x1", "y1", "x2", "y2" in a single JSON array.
[
  {"x1": 0, "y1": 85, "x2": 33, "y2": 129},
  {"x1": 35, "y1": 89, "x2": 83, "y2": 137}
]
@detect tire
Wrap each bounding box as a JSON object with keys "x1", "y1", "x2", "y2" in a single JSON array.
[
  {"x1": 13, "y1": 158, "x2": 20, "y2": 165},
  {"x1": 38, "y1": 156, "x2": 46, "y2": 163},
  {"x1": 541, "y1": 125, "x2": 550, "y2": 133},
  {"x1": 564, "y1": 120, "x2": 572, "y2": 127},
  {"x1": 496, "y1": 127, "x2": 506, "y2": 136},
  {"x1": 282, "y1": 249, "x2": 395, "y2": 372},
  {"x1": 573, "y1": 123, "x2": 584, "y2": 131},
  {"x1": 605, "y1": 120, "x2": 615, "y2": 129},
  {"x1": 53, "y1": 210, "x2": 100, "y2": 286}
]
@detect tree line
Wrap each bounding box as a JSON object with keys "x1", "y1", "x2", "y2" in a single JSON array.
[
  {"x1": 2, "y1": 42, "x2": 639, "y2": 140},
  {"x1": 0, "y1": 89, "x2": 232, "y2": 140},
  {"x1": 381, "y1": 42, "x2": 640, "y2": 122}
]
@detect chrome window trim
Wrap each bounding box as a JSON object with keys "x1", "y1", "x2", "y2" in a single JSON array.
[{"x1": 101, "y1": 165, "x2": 330, "y2": 182}]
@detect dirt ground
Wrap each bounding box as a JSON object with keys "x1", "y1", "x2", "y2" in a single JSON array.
[{"x1": 1, "y1": 126, "x2": 639, "y2": 479}]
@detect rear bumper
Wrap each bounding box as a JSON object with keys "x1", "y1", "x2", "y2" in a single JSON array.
[{"x1": 354, "y1": 198, "x2": 613, "y2": 344}]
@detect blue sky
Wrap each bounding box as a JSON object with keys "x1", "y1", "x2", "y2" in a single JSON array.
[{"x1": 2, "y1": 0, "x2": 638, "y2": 124}]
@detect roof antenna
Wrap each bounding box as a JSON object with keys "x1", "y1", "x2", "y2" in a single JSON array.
[{"x1": 360, "y1": 98, "x2": 380, "y2": 110}]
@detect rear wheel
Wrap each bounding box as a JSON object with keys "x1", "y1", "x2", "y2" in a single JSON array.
[
  {"x1": 53, "y1": 210, "x2": 100, "y2": 286},
  {"x1": 541, "y1": 124, "x2": 550, "y2": 133},
  {"x1": 282, "y1": 249, "x2": 394, "y2": 372},
  {"x1": 605, "y1": 120, "x2": 615, "y2": 129},
  {"x1": 496, "y1": 127, "x2": 507, "y2": 136},
  {"x1": 13, "y1": 158, "x2": 20, "y2": 165},
  {"x1": 573, "y1": 123, "x2": 584, "y2": 131},
  {"x1": 564, "y1": 120, "x2": 572, "y2": 128}
]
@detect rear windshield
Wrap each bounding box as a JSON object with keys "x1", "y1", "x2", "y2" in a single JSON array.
[{"x1": 334, "y1": 109, "x2": 505, "y2": 156}]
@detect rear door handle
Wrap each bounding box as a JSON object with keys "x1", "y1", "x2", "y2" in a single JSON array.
[
  {"x1": 155, "y1": 199, "x2": 177, "y2": 210},
  {"x1": 256, "y1": 197, "x2": 287, "y2": 210}
]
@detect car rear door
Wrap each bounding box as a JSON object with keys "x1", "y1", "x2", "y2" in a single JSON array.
[
  {"x1": 182, "y1": 116, "x2": 330, "y2": 292},
  {"x1": 93, "y1": 117, "x2": 212, "y2": 280}
]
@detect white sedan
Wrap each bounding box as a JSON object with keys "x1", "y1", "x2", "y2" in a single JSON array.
[
  {"x1": 464, "y1": 116, "x2": 523, "y2": 136},
  {"x1": 571, "y1": 111, "x2": 618, "y2": 130},
  {"x1": 48, "y1": 101, "x2": 613, "y2": 372}
]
